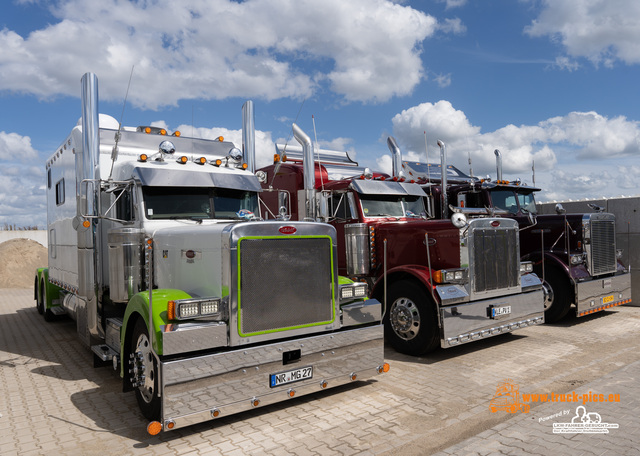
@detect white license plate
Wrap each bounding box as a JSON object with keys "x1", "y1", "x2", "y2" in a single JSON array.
[
  {"x1": 491, "y1": 305, "x2": 511, "y2": 318},
  {"x1": 270, "y1": 366, "x2": 313, "y2": 388}
]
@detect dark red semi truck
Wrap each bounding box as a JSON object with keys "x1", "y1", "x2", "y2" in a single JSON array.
[
  {"x1": 394, "y1": 141, "x2": 631, "y2": 323},
  {"x1": 256, "y1": 124, "x2": 544, "y2": 356}
]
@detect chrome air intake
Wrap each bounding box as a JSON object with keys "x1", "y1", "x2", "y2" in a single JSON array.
[{"x1": 345, "y1": 223, "x2": 370, "y2": 276}]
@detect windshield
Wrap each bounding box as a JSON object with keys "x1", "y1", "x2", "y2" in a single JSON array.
[
  {"x1": 359, "y1": 194, "x2": 427, "y2": 218},
  {"x1": 142, "y1": 186, "x2": 259, "y2": 220},
  {"x1": 517, "y1": 191, "x2": 537, "y2": 214},
  {"x1": 489, "y1": 189, "x2": 519, "y2": 215}
]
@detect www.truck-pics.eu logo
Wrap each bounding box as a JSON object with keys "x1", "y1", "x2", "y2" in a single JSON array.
[{"x1": 489, "y1": 379, "x2": 620, "y2": 414}]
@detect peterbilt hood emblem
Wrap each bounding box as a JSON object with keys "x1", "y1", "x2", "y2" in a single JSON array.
[
  {"x1": 491, "y1": 221, "x2": 500, "y2": 227},
  {"x1": 279, "y1": 226, "x2": 297, "y2": 235}
]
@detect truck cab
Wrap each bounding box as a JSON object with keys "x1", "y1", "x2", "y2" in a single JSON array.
[{"x1": 401, "y1": 146, "x2": 632, "y2": 322}]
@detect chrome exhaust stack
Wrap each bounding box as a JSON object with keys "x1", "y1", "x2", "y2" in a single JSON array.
[
  {"x1": 494, "y1": 149, "x2": 503, "y2": 181},
  {"x1": 386, "y1": 136, "x2": 404, "y2": 180},
  {"x1": 242, "y1": 101, "x2": 256, "y2": 174},
  {"x1": 292, "y1": 123, "x2": 317, "y2": 221},
  {"x1": 437, "y1": 140, "x2": 448, "y2": 219},
  {"x1": 78, "y1": 72, "x2": 102, "y2": 343}
]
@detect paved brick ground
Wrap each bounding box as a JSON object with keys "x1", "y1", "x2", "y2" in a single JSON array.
[{"x1": 1, "y1": 288, "x2": 639, "y2": 455}]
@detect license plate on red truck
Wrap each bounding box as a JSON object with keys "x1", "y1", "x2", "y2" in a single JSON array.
[{"x1": 270, "y1": 366, "x2": 313, "y2": 388}]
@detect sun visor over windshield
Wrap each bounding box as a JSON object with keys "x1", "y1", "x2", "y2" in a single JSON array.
[
  {"x1": 350, "y1": 179, "x2": 427, "y2": 197},
  {"x1": 134, "y1": 167, "x2": 262, "y2": 192}
]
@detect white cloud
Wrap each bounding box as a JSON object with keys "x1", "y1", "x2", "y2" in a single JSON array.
[
  {"x1": 525, "y1": 0, "x2": 640, "y2": 67},
  {"x1": 386, "y1": 100, "x2": 640, "y2": 199},
  {"x1": 0, "y1": 0, "x2": 437, "y2": 108},
  {"x1": 438, "y1": 18, "x2": 467, "y2": 35},
  {"x1": 0, "y1": 131, "x2": 38, "y2": 161},
  {"x1": 0, "y1": 132, "x2": 45, "y2": 227},
  {"x1": 438, "y1": 0, "x2": 467, "y2": 10}
]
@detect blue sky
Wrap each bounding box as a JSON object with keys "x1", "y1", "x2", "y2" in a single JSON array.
[{"x1": 2, "y1": 0, "x2": 640, "y2": 227}]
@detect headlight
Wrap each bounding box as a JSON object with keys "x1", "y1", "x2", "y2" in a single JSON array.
[
  {"x1": 570, "y1": 254, "x2": 585, "y2": 265},
  {"x1": 340, "y1": 283, "x2": 368, "y2": 302},
  {"x1": 435, "y1": 268, "x2": 467, "y2": 283},
  {"x1": 168, "y1": 298, "x2": 222, "y2": 320},
  {"x1": 520, "y1": 261, "x2": 534, "y2": 273}
]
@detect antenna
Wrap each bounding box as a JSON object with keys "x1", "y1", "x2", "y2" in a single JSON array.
[
  {"x1": 468, "y1": 150, "x2": 474, "y2": 178},
  {"x1": 108, "y1": 65, "x2": 135, "y2": 180}
]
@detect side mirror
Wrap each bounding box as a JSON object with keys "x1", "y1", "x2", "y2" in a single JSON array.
[{"x1": 555, "y1": 203, "x2": 566, "y2": 215}]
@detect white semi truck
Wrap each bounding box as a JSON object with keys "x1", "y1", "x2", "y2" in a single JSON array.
[{"x1": 34, "y1": 73, "x2": 386, "y2": 434}]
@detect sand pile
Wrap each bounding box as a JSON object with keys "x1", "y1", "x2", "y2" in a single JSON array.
[{"x1": 0, "y1": 238, "x2": 48, "y2": 289}]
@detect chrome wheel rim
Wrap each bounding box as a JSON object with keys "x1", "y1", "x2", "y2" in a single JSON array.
[{"x1": 390, "y1": 297, "x2": 421, "y2": 341}]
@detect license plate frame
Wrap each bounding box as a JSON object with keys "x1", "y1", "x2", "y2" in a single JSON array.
[
  {"x1": 490, "y1": 305, "x2": 512, "y2": 319},
  {"x1": 602, "y1": 294, "x2": 615, "y2": 305},
  {"x1": 270, "y1": 366, "x2": 313, "y2": 388}
]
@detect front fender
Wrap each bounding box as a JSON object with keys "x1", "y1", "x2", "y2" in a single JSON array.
[
  {"x1": 371, "y1": 264, "x2": 434, "y2": 299},
  {"x1": 120, "y1": 289, "x2": 192, "y2": 361}
]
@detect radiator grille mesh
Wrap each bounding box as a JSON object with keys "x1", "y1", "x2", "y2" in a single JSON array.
[
  {"x1": 472, "y1": 227, "x2": 519, "y2": 292},
  {"x1": 590, "y1": 219, "x2": 616, "y2": 275},
  {"x1": 238, "y1": 237, "x2": 334, "y2": 335}
]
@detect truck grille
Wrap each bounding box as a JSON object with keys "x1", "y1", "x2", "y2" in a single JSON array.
[
  {"x1": 238, "y1": 237, "x2": 334, "y2": 335},
  {"x1": 471, "y1": 222, "x2": 519, "y2": 293},
  {"x1": 590, "y1": 218, "x2": 616, "y2": 275}
]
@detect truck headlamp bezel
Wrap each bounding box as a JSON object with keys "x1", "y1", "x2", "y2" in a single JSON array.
[
  {"x1": 434, "y1": 268, "x2": 467, "y2": 284},
  {"x1": 168, "y1": 297, "x2": 224, "y2": 320},
  {"x1": 339, "y1": 282, "x2": 368, "y2": 303},
  {"x1": 520, "y1": 261, "x2": 534, "y2": 273}
]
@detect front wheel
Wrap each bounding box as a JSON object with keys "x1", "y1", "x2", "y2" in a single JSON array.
[
  {"x1": 536, "y1": 265, "x2": 572, "y2": 323},
  {"x1": 130, "y1": 318, "x2": 161, "y2": 421},
  {"x1": 384, "y1": 280, "x2": 439, "y2": 356}
]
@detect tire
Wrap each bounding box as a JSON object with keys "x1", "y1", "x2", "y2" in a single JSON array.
[
  {"x1": 41, "y1": 279, "x2": 55, "y2": 322},
  {"x1": 35, "y1": 276, "x2": 44, "y2": 315},
  {"x1": 536, "y1": 264, "x2": 572, "y2": 323},
  {"x1": 384, "y1": 280, "x2": 439, "y2": 356},
  {"x1": 130, "y1": 318, "x2": 161, "y2": 421}
]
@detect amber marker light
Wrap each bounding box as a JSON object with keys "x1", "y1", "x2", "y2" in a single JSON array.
[
  {"x1": 320, "y1": 380, "x2": 328, "y2": 389},
  {"x1": 144, "y1": 127, "x2": 151, "y2": 134},
  {"x1": 167, "y1": 301, "x2": 176, "y2": 320},
  {"x1": 251, "y1": 398, "x2": 260, "y2": 407},
  {"x1": 211, "y1": 408, "x2": 221, "y2": 418},
  {"x1": 432, "y1": 270, "x2": 443, "y2": 284},
  {"x1": 213, "y1": 159, "x2": 222, "y2": 167},
  {"x1": 82, "y1": 220, "x2": 91, "y2": 228},
  {"x1": 173, "y1": 131, "x2": 181, "y2": 137},
  {"x1": 147, "y1": 421, "x2": 162, "y2": 435},
  {"x1": 197, "y1": 157, "x2": 207, "y2": 165},
  {"x1": 160, "y1": 129, "x2": 167, "y2": 136},
  {"x1": 217, "y1": 136, "x2": 224, "y2": 142},
  {"x1": 241, "y1": 163, "x2": 248, "y2": 170},
  {"x1": 139, "y1": 154, "x2": 148, "y2": 162},
  {"x1": 166, "y1": 421, "x2": 175, "y2": 430},
  {"x1": 350, "y1": 373, "x2": 357, "y2": 381},
  {"x1": 288, "y1": 389, "x2": 296, "y2": 398},
  {"x1": 178, "y1": 156, "x2": 188, "y2": 164}
]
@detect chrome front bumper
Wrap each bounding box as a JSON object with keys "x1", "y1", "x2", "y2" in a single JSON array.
[
  {"x1": 439, "y1": 287, "x2": 544, "y2": 348},
  {"x1": 158, "y1": 324, "x2": 384, "y2": 431},
  {"x1": 575, "y1": 272, "x2": 632, "y2": 317}
]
